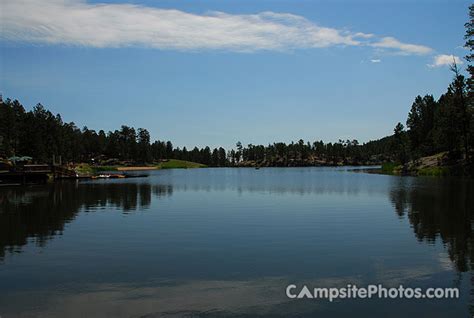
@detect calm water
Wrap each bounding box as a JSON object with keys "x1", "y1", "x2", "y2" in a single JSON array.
[{"x1": 0, "y1": 167, "x2": 473, "y2": 317}]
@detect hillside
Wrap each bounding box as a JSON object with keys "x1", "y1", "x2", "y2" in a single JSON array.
[
  {"x1": 382, "y1": 152, "x2": 474, "y2": 176},
  {"x1": 156, "y1": 159, "x2": 207, "y2": 169}
]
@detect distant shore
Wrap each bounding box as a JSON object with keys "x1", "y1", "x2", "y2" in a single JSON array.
[
  {"x1": 73, "y1": 159, "x2": 207, "y2": 176},
  {"x1": 375, "y1": 152, "x2": 473, "y2": 177},
  {"x1": 234, "y1": 158, "x2": 381, "y2": 168},
  {"x1": 116, "y1": 166, "x2": 158, "y2": 171}
]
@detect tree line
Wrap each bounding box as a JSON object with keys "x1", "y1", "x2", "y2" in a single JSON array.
[
  {"x1": 390, "y1": 5, "x2": 474, "y2": 167},
  {"x1": 0, "y1": 72, "x2": 469, "y2": 167},
  {"x1": 0, "y1": 66, "x2": 469, "y2": 168},
  {"x1": 392, "y1": 66, "x2": 473, "y2": 166},
  {"x1": 0, "y1": 101, "x2": 230, "y2": 166},
  {"x1": 0, "y1": 96, "x2": 392, "y2": 166}
]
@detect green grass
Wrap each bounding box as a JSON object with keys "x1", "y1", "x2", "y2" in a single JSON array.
[
  {"x1": 74, "y1": 163, "x2": 94, "y2": 175},
  {"x1": 381, "y1": 162, "x2": 449, "y2": 176},
  {"x1": 74, "y1": 160, "x2": 204, "y2": 175},
  {"x1": 74, "y1": 163, "x2": 117, "y2": 175},
  {"x1": 381, "y1": 162, "x2": 399, "y2": 174},
  {"x1": 93, "y1": 165, "x2": 118, "y2": 172},
  {"x1": 417, "y1": 166, "x2": 450, "y2": 176},
  {"x1": 157, "y1": 159, "x2": 206, "y2": 169}
]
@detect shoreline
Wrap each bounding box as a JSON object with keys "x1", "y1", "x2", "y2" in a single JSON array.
[{"x1": 116, "y1": 166, "x2": 158, "y2": 171}]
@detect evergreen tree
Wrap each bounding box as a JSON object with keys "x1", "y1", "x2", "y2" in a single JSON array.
[
  {"x1": 406, "y1": 95, "x2": 437, "y2": 156},
  {"x1": 393, "y1": 122, "x2": 409, "y2": 165},
  {"x1": 137, "y1": 128, "x2": 151, "y2": 163}
]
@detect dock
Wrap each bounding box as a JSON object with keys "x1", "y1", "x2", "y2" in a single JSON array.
[
  {"x1": 0, "y1": 164, "x2": 77, "y2": 185},
  {"x1": 0, "y1": 164, "x2": 148, "y2": 185}
]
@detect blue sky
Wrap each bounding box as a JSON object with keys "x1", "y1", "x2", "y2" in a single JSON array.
[{"x1": 0, "y1": 0, "x2": 471, "y2": 149}]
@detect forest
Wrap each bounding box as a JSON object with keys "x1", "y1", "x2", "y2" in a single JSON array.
[
  {"x1": 1, "y1": 6, "x2": 474, "y2": 173},
  {"x1": 0, "y1": 96, "x2": 397, "y2": 167}
]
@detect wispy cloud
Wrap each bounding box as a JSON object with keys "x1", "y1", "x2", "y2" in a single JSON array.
[
  {"x1": 1, "y1": 0, "x2": 432, "y2": 55},
  {"x1": 427, "y1": 54, "x2": 463, "y2": 68},
  {"x1": 370, "y1": 37, "x2": 432, "y2": 55},
  {"x1": 370, "y1": 59, "x2": 381, "y2": 63},
  {"x1": 354, "y1": 32, "x2": 375, "y2": 39}
]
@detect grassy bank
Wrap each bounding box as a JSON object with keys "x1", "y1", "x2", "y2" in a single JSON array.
[
  {"x1": 381, "y1": 162, "x2": 399, "y2": 174},
  {"x1": 156, "y1": 159, "x2": 207, "y2": 169},
  {"x1": 417, "y1": 166, "x2": 451, "y2": 176},
  {"x1": 73, "y1": 160, "x2": 206, "y2": 175},
  {"x1": 379, "y1": 152, "x2": 473, "y2": 177},
  {"x1": 75, "y1": 163, "x2": 118, "y2": 175},
  {"x1": 380, "y1": 161, "x2": 450, "y2": 176}
]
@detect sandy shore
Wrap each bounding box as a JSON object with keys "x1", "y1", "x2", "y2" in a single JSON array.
[{"x1": 116, "y1": 166, "x2": 158, "y2": 171}]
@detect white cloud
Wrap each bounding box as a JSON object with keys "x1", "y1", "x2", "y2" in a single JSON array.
[
  {"x1": 370, "y1": 59, "x2": 381, "y2": 63},
  {"x1": 0, "y1": 0, "x2": 359, "y2": 51},
  {"x1": 354, "y1": 32, "x2": 375, "y2": 39},
  {"x1": 0, "y1": 0, "x2": 432, "y2": 55},
  {"x1": 371, "y1": 37, "x2": 432, "y2": 55},
  {"x1": 428, "y1": 54, "x2": 464, "y2": 68}
]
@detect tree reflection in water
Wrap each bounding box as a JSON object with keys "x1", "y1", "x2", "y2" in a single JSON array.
[
  {"x1": 1, "y1": 173, "x2": 474, "y2": 316},
  {"x1": 389, "y1": 176, "x2": 474, "y2": 313},
  {"x1": 0, "y1": 181, "x2": 173, "y2": 259}
]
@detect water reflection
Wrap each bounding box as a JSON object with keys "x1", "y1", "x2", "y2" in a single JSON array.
[
  {"x1": 1, "y1": 171, "x2": 473, "y2": 273},
  {"x1": 0, "y1": 168, "x2": 387, "y2": 261},
  {"x1": 155, "y1": 167, "x2": 385, "y2": 196},
  {"x1": 389, "y1": 177, "x2": 474, "y2": 272},
  {"x1": 0, "y1": 181, "x2": 172, "y2": 259},
  {"x1": 1, "y1": 169, "x2": 474, "y2": 317},
  {"x1": 389, "y1": 176, "x2": 474, "y2": 316}
]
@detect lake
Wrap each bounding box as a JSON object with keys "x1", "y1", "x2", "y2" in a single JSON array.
[{"x1": 0, "y1": 167, "x2": 473, "y2": 317}]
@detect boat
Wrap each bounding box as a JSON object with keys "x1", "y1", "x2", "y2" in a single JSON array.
[{"x1": 90, "y1": 173, "x2": 137, "y2": 179}]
